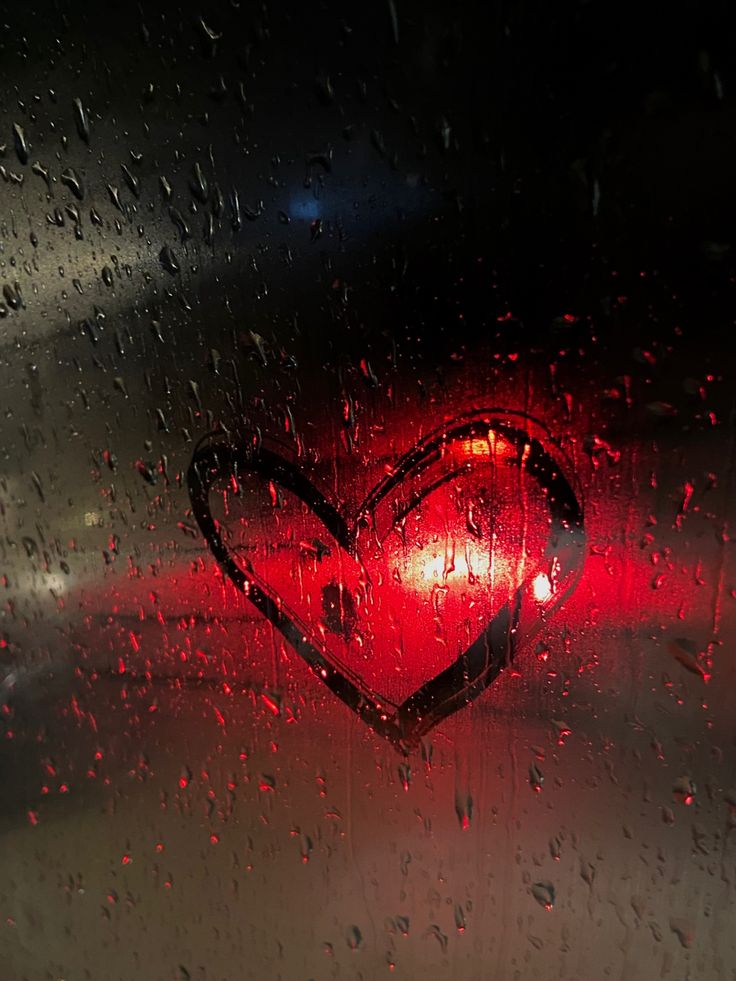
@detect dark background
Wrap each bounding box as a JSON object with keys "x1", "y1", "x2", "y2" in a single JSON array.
[{"x1": 2, "y1": 0, "x2": 735, "y2": 362}]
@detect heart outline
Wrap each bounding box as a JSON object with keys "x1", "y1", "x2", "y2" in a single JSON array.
[{"x1": 188, "y1": 410, "x2": 585, "y2": 752}]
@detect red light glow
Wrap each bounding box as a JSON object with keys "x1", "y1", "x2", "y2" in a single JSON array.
[
  {"x1": 450, "y1": 433, "x2": 518, "y2": 462},
  {"x1": 204, "y1": 440, "x2": 555, "y2": 706},
  {"x1": 63, "y1": 396, "x2": 720, "y2": 749}
]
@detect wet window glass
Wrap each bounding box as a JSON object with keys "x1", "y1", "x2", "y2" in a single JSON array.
[{"x1": 1, "y1": 2, "x2": 735, "y2": 978}]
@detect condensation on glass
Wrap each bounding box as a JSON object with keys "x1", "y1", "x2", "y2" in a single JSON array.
[{"x1": 1, "y1": 3, "x2": 735, "y2": 980}]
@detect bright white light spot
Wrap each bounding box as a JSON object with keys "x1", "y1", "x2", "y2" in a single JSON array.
[
  {"x1": 532, "y1": 573, "x2": 552, "y2": 603},
  {"x1": 421, "y1": 554, "x2": 456, "y2": 580}
]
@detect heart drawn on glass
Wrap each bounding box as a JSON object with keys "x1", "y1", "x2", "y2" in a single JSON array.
[{"x1": 188, "y1": 410, "x2": 585, "y2": 752}]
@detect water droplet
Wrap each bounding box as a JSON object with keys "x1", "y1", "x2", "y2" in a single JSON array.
[
  {"x1": 135, "y1": 459, "x2": 157, "y2": 484},
  {"x1": 387, "y1": 0, "x2": 399, "y2": 43},
  {"x1": 246, "y1": 330, "x2": 268, "y2": 365},
  {"x1": 426, "y1": 924, "x2": 448, "y2": 952},
  {"x1": 159, "y1": 245, "x2": 180, "y2": 275},
  {"x1": 211, "y1": 182, "x2": 224, "y2": 216},
  {"x1": 298, "y1": 832, "x2": 312, "y2": 863},
  {"x1": 398, "y1": 762, "x2": 410, "y2": 791},
  {"x1": 197, "y1": 16, "x2": 221, "y2": 42},
  {"x1": 230, "y1": 187, "x2": 242, "y2": 230},
  {"x1": 454, "y1": 791, "x2": 473, "y2": 830},
  {"x1": 454, "y1": 905, "x2": 466, "y2": 932},
  {"x1": 315, "y1": 74, "x2": 335, "y2": 105},
  {"x1": 673, "y1": 775, "x2": 696, "y2": 805},
  {"x1": 121, "y1": 164, "x2": 140, "y2": 198},
  {"x1": 32, "y1": 161, "x2": 50, "y2": 187},
  {"x1": 438, "y1": 115, "x2": 452, "y2": 151},
  {"x1": 529, "y1": 761, "x2": 544, "y2": 793},
  {"x1": 552, "y1": 719, "x2": 572, "y2": 745},
  {"x1": 3, "y1": 283, "x2": 24, "y2": 311},
  {"x1": 107, "y1": 184, "x2": 124, "y2": 212},
  {"x1": 73, "y1": 97, "x2": 90, "y2": 143},
  {"x1": 531, "y1": 881, "x2": 555, "y2": 910},
  {"x1": 22, "y1": 536, "x2": 38, "y2": 559},
  {"x1": 258, "y1": 773, "x2": 276, "y2": 792},
  {"x1": 190, "y1": 162, "x2": 208, "y2": 203},
  {"x1": 169, "y1": 206, "x2": 190, "y2": 241},
  {"x1": 30, "y1": 471, "x2": 44, "y2": 502},
  {"x1": 61, "y1": 167, "x2": 84, "y2": 200},
  {"x1": 669, "y1": 917, "x2": 694, "y2": 949},
  {"x1": 188, "y1": 380, "x2": 202, "y2": 410},
  {"x1": 12, "y1": 123, "x2": 29, "y2": 165}
]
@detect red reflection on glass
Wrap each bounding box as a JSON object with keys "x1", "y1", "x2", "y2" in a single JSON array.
[{"x1": 187, "y1": 410, "x2": 585, "y2": 749}]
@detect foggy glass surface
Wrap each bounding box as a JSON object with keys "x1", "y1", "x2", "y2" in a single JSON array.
[{"x1": 1, "y1": 2, "x2": 736, "y2": 979}]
